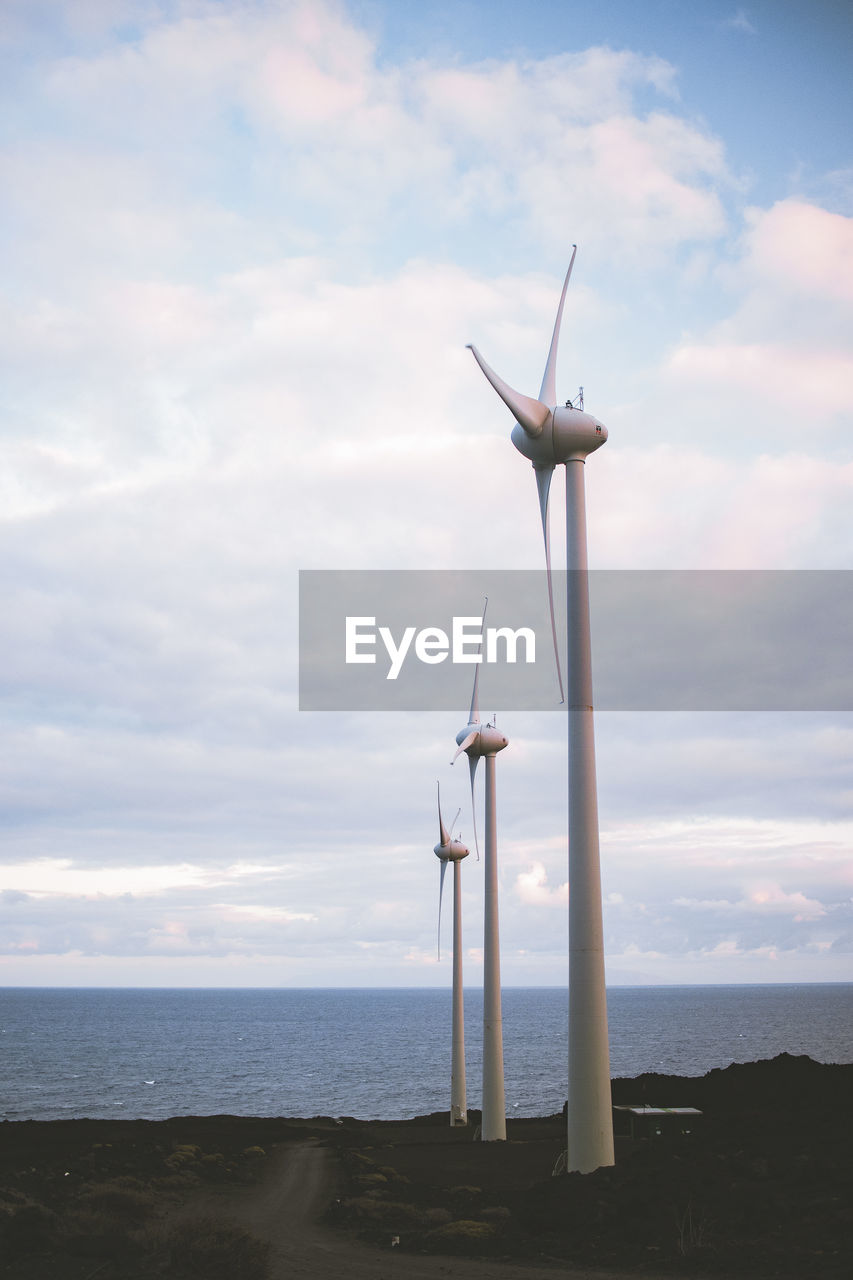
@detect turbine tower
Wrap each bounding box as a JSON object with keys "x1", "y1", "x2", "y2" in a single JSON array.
[
  {"x1": 453, "y1": 614, "x2": 508, "y2": 1142},
  {"x1": 434, "y1": 782, "x2": 470, "y2": 1127},
  {"x1": 466, "y1": 247, "x2": 615, "y2": 1173}
]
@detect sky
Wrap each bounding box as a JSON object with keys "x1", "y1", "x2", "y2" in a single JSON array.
[{"x1": 1, "y1": 0, "x2": 852, "y2": 988}]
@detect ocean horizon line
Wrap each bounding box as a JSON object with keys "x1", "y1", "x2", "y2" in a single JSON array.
[{"x1": 2, "y1": 980, "x2": 851, "y2": 992}]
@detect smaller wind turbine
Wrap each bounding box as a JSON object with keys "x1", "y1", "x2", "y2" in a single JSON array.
[
  {"x1": 452, "y1": 601, "x2": 508, "y2": 1141},
  {"x1": 434, "y1": 782, "x2": 470, "y2": 1127}
]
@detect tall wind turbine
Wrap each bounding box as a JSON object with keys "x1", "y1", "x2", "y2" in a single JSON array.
[
  {"x1": 453, "y1": 615, "x2": 508, "y2": 1142},
  {"x1": 466, "y1": 247, "x2": 615, "y2": 1173},
  {"x1": 434, "y1": 782, "x2": 470, "y2": 1127}
]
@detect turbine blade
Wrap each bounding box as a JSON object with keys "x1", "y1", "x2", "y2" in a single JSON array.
[
  {"x1": 437, "y1": 781, "x2": 450, "y2": 848},
  {"x1": 452, "y1": 729, "x2": 478, "y2": 764},
  {"x1": 535, "y1": 464, "x2": 564, "y2": 702},
  {"x1": 468, "y1": 596, "x2": 487, "y2": 727},
  {"x1": 438, "y1": 859, "x2": 448, "y2": 960},
  {"x1": 468, "y1": 753, "x2": 481, "y2": 861},
  {"x1": 538, "y1": 246, "x2": 577, "y2": 406},
  {"x1": 467, "y1": 344, "x2": 550, "y2": 438}
]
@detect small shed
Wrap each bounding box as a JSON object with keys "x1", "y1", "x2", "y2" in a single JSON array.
[{"x1": 613, "y1": 1104, "x2": 703, "y2": 1142}]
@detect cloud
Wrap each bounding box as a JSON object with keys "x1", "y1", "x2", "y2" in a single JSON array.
[
  {"x1": 514, "y1": 861, "x2": 568, "y2": 907},
  {"x1": 674, "y1": 884, "x2": 827, "y2": 922},
  {"x1": 0, "y1": 859, "x2": 212, "y2": 897},
  {"x1": 721, "y1": 10, "x2": 757, "y2": 36},
  {"x1": 663, "y1": 201, "x2": 853, "y2": 446},
  {"x1": 1, "y1": 1, "x2": 733, "y2": 287},
  {"x1": 0, "y1": 1, "x2": 851, "y2": 985},
  {"x1": 598, "y1": 809, "x2": 853, "y2": 969},
  {"x1": 0, "y1": 857, "x2": 312, "y2": 900},
  {"x1": 212, "y1": 903, "x2": 317, "y2": 924},
  {"x1": 740, "y1": 201, "x2": 853, "y2": 304},
  {"x1": 413, "y1": 51, "x2": 728, "y2": 256},
  {"x1": 592, "y1": 447, "x2": 853, "y2": 568},
  {"x1": 668, "y1": 342, "x2": 853, "y2": 417}
]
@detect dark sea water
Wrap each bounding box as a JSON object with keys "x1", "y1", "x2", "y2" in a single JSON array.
[{"x1": 1, "y1": 985, "x2": 851, "y2": 1123}]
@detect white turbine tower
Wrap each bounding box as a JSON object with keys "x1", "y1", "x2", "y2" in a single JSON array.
[
  {"x1": 434, "y1": 783, "x2": 470, "y2": 1127},
  {"x1": 466, "y1": 247, "x2": 615, "y2": 1173},
  {"x1": 453, "y1": 612, "x2": 508, "y2": 1142}
]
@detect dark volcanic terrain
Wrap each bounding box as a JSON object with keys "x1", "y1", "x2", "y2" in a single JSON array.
[{"x1": 1, "y1": 1054, "x2": 850, "y2": 1279}]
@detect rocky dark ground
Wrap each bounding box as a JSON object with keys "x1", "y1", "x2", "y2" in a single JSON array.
[
  {"x1": 0, "y1": 1114, "x2": 317, "y2": 1278},
  {"x1": 1, "y1": 1054, "x2": 850, "y2": 1279}
]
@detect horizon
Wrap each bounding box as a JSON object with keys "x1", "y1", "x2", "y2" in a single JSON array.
[{"x1": 4, "y1": 979, "x2": 852, "y2": 991}]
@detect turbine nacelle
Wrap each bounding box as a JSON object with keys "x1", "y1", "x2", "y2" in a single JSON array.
[
  {"x1": 435, "y1": 782, "x2": 468, "y2": 962},
  {"x1": 434, "y1": 838, "x2": 469, "y2": 863},
  {"x1": 510, "y1": 408, "x2": 607, "y2": 466},
  {"x1": 454, "y1": 722, "x2": 508, "y2": 759}
]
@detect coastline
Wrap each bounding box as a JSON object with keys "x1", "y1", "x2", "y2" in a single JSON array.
[{"x1": 2, "y1": 1054, "x2": 850, "y2": 1279}]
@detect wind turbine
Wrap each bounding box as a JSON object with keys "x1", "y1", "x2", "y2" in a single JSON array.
[
  {"x1": 466, "y1": 247, "x2": 615, "y2": 1173},
  {"x1": 434, "y1": 782, "x2": 470, "y2": 1127},
  {"x1": 453, "y1": 609, "x2": 508, "y2": 1142}
]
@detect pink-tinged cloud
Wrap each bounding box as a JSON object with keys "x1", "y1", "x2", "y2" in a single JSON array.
[
  {"x1": 743, "y1": 201, "x2": 853, "y2": 303},
  {"x1": 515, "y1": 862, "x2": 569, "y2": 907},
  {"x1": 668, "y1": 342, "x2": 853, "y2": 416}
]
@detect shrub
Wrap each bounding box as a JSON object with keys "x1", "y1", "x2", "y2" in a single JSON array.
[
  {"x1": 479, "y1": 1205, "x2": 512, "y2": 1226},
  {"x1": 423, "y1": 1218, "x2": 498, "y2": 1254},
  {"x1": 60, "y1": 1206, "x2": 131, "y2": 1258},
  {"x1": 200, "y1": 1152, "x2": 232, "y2": 1179},
  {"x1": 75, "y1": 1183, "x2": 156, "y2": 1222},
  {"x1": 422, "y1": 1207, "x2": 452, "y2": 1227},
  {"x1": 1, "y1": 1203, "x2": 60, "y2": 1258},
  {"x1": 165, "y1": 1144, "x2": 202, "y2": 1170},
  {"x1": 355, "y1": 1172, "x2": 388, "y2": 1191},
  {"x1": 337, "y1": 1196, "x2": 425, "y2": 1230},
  {"x1": 162, "y1": 1216, "x2": 270, "y2": 1280}
]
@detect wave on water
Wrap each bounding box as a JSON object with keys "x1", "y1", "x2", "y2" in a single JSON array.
[{"x1": 1, "y1": 984, "x2": 851, "y2": 1122}]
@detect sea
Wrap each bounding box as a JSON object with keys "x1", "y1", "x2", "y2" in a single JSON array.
[{"x1": 1, "y1": 985, "x2": 851, "y2": 1123}]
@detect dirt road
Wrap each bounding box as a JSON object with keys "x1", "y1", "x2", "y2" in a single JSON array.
[{"x1": 190, "y1": 1138, "x2": 681, "y2": 1280}]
